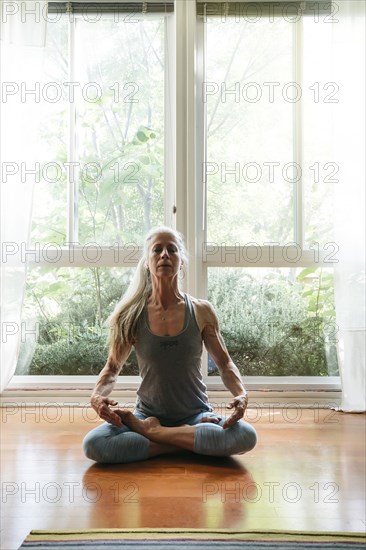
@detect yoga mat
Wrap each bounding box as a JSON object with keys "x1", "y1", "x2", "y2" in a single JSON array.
[{"x1": 18, "y1": 528, "x2": 366, "y2": 549}]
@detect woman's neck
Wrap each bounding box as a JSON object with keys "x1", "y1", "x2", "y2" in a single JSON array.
[{"x1": 148, "y1": 279, "x2": 184, "y2": 310}]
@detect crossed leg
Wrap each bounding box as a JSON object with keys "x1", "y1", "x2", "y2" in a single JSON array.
[
  {"x1": 116, "y1": 409, "x2": 222, "y2": 453},
  {"x1": 82, "y1": 410, "x2": 256, "y2": 463}
]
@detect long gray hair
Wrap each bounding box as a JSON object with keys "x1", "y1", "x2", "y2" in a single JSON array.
[{"x1": 108, "y1": 226, "x2": 188, "y2": 360}]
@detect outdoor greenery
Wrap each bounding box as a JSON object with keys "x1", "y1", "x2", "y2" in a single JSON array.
[
  {"x1": 32, "y1": 16, "x2": 165, "y2": 246},
  {"x1": 16, "y1": 265, "x2": 338, "y2": 377},
  {"x1": 208, "y1": 267, "x2": 338, "y2": 376},
  {"x1": 205, "y1": 18, "x2": 334, "y2": 247},
  {"x1": 16, "y1": 267, "x2": 138, "y2": 375},
  {"x1": 15, "y1": 14, "x2": 337, "y2": 377}
]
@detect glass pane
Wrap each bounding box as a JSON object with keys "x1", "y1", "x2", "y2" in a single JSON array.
[
  {"x1": 303, "y1": 17, "x2": 335, "y2": 247},
  {"x1": 30, "y1": 17, "x2": 68, "y2": 245},
  {"x1": 204, "y1": 17, "x2": 294, "y2": 244},
  {"x1": 75, "y1": 16, "x2": 165, "y2": 244},
  {"x1": 16, "y1": 267, "x2": 138, "y2": 376},
  {"x1": 207, "y1": 267, "x2": 338, "y2": 376}
]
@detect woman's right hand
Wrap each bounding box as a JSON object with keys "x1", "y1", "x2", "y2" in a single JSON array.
[{"x1": 91, "y1": 395, "x2": 123, "y2": 427}]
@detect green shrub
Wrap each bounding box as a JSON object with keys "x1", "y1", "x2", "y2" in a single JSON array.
[
  {"x1": 17, "y1": 266, "x2": 338, "y2": 377},
  {"x1": 208, "y1": 268, "x2": 338, "y2": 376}
]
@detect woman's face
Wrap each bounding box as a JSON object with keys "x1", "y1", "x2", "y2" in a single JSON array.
[{"x1": 147, "y1": 232, "x2": 183, "y2": 279}]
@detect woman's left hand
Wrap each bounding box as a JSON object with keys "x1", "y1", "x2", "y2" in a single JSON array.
[{"x1": 223, "y1": 394, "x2": 248, "y2": 429}]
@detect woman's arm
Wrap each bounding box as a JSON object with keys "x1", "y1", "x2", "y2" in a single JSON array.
[
  {"x1": 197, "y1": 300, "x2": 248, "y2": 428},
  {"x1": 91, "y1": 343, "x2": 133, "y2": 427}
]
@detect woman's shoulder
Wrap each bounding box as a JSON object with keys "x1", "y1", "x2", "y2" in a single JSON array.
[{"x1": 187, "y1": 295, "x2": 218, "y2": 325}]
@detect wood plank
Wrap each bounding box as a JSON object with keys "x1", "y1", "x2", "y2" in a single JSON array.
[{"x1": 1, "y1": 408, "x2": 365, "y2": 550}]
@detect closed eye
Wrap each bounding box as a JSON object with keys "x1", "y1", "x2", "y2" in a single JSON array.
[{"x1": 153, "y1": 247, "x2": 177, "y2": 254}]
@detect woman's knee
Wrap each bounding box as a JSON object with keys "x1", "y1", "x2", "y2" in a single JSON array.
[
  {"x1": 83, "y1": 428, "x2": 150, "y2": 464},
  {"x1": 82, "y1": 430, "x2": 105, "y2": 462},
  {"x1": 194, "y1": 421, "x2": 257, "y2": 457},
  {"x1": 82, "y1": 424, "x2": 123, "y2": 463},
  {"x1": 220, "y1": 421, "x2": 257, "y2": 455},
  {"x1": 233, "y1": 422, "x2": 257, "y2": 454}
]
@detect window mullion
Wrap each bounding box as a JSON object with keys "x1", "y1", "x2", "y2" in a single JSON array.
[
  {"x1": 174, "y1": 0, "x2": 188, "y2": 240},
  {"x1": 67, "y1": 16, "x2": 78, "y2": 244},
  {"x1": 174, "y1": 0, "x2": 197, "y2": 295},
  {"x1": 202, "y1": 246, "x2": 330, "y2": 268},
  {"x1": 293, "y1": 16, "x2": 304, "y2": 249},
  {"x1": 164, "y1": 13, "x2": 176, "y2": 229},
  {"x1": 196, "y1": 12, "x2": 207, "y2": 299}
]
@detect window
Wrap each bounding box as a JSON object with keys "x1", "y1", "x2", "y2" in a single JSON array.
[
  {"x1": 31, "y1": 3, "x2": 171, "y2": 246},
  {"x1": 16, "y1": 1, "x2": 173, "y2": 377},
  {"x1": 195, "y1": 1, "x2": 338, "y2": 381},
  {"x1": 14, "y1": 1, "x2": 339, "y2": 386}
]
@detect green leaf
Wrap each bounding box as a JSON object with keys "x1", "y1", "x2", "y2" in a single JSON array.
[
  {"x1": 308, "y1": 297, "x2": 318, "y2": 312},
  {"x1": 138, "y1": 155, "x2": 151, "y2": 165},
  {"x1": 137, "y1": 131, "x2": 149, "y2": 143},
  {"x1": 297, "y1": 267, "x2": 317, "y2": 281},
  {"x1": 301, "y1": 290, "x2": 314, "y2": 298}
]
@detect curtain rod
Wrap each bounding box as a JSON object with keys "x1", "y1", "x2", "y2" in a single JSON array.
[{"x1": 48, "y1": 2, "x2": 174, "y2": 14}]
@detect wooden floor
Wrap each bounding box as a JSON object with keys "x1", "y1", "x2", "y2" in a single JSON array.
[{"x1": 1, "y1": 406, "x2": 365, "y2": 550}]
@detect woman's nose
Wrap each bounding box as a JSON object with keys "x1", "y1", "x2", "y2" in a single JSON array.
[{"x1": 160, "y1": 248, "x2": 169, "y2": 258}]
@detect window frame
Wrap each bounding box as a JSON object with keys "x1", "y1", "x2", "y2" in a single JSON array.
[
  {"x1": 8, "y1": 0, "x2": 341, "y2": 393},
  {"x1": 193, "y1": 1, "x2": 339, "y2": 389}
]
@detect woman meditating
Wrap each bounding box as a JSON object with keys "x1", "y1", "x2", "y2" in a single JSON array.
[{"x1": 83, "y1": 227, "x2": 257, "y2": 463}]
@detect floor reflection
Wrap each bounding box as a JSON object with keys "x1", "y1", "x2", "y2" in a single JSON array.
[{"x1": 82, "y1": 453, "x2": 253, "y2": 528}]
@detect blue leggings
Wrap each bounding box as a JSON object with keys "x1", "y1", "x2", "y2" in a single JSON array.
[{"x1": 83, "y1": 410, "x2": 257, "y2": 464}]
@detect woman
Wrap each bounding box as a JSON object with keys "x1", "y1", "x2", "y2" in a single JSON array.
[{"x1": 83, "y1": 227, "x2": 257, "y2": 463}]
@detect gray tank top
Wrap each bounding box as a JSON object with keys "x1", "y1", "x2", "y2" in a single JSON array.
[{"x1": 133, "y1": 293, "x2": 212, "y2": 423}]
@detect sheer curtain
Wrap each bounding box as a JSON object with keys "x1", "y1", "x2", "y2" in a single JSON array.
[
  {"x1": 332, "y1": 0, "x2": 366, "y2": 411},
  {"x1": 0, "y1": 1, "x2": 47, "y2": 392}
]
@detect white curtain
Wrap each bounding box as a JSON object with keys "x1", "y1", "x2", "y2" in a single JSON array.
[
  {"x1": 0, "y1": 0, "x2": 47, "y2": 46},
  {"x1": 0, "y1": 2, "x2": 47, "y2": 392},
  {"x1": 332, "y1": 0, "x2": 366, "y2": 411}
]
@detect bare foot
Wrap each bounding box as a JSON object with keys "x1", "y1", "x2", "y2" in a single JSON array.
[
  {"x1": 116, "y1": 410, "x2": 196, "y2": 452},
  {"x1": 199, "y1": 416, "x2": 222, "y2": 424},
  {"x1": 115, "y1": 409, "x2": 161, "y2": 437}
]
